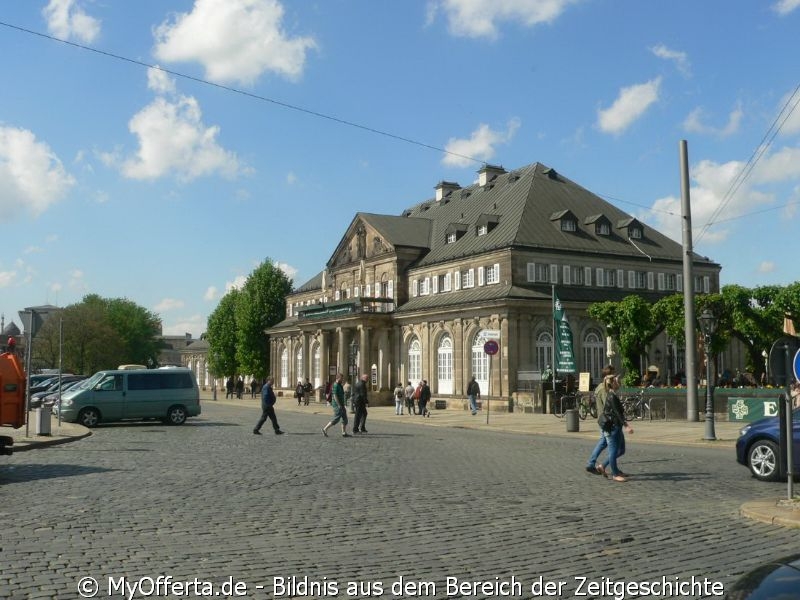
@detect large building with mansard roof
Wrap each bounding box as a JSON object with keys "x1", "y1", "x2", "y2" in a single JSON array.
[{"x1": 266, "y1": 162, "x2": 721, "y2": 405}]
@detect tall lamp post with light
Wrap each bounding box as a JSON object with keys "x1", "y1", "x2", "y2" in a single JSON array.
[{"x1": 698, "y1": 309, "x2": 717, "y2": 441}]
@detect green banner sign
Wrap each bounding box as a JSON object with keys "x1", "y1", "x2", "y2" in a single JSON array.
[
  {"x1": 554, "y1": 293, "x2": 576, "y2": 373},
  {"x1": 727, "y1": 397, "x2": 781, "y2": 422}
]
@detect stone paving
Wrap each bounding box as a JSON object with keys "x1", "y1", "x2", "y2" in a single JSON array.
[{"x1": 1, "y1": 400, "x2": 798, "y2": 599}]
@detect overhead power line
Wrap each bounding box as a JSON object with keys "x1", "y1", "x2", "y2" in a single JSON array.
[{"x1": 0, "y1": 20, "x2": 484, "y2": 166}]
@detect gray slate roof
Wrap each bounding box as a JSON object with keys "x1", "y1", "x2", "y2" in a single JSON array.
[{"x1": 401, "y1": 163, "x2": 716, "y2": 267}]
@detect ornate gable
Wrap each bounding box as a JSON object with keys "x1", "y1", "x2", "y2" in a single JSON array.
[{"x1": 328, "y1": 218, "x2": 395, "y2": 269}]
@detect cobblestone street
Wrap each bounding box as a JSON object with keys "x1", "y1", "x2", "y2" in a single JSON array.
[{"x1": 2, "y1": 402, "x2": 796, "y2": 599}]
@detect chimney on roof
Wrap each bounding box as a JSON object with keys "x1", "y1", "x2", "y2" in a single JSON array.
[
  {"x1": 435, "y1": 180, "x2": 461, "y2": 201},
  {"x1": 478, "y1": 164, "x2": 506, "y2": 187}
]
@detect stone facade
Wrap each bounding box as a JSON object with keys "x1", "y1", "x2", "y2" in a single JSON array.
[{"x1": 267, "y1": 162, "x2": 722, "y2": 405}]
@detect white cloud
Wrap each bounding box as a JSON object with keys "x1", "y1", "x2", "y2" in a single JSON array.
[
  {"x1": 153, "y1": 0, "x2": 317, "y2": 85},
  {"x1": 155, "y1": 298, "x2": 186, "y2": 312},
  {"x1": 225, "y1": 275, "x2": 248, "y2": 291},
  {"x1": 0, "y1": 125, "x2": 75, "y2": 218},
  {"x1": 650, "y1": 43, "x2": 691, "y2": 77},
  {"x1": 597, "y1": 77, "x2": 661, "y2": 136},
  {"x1": 286, "y1": 171, "x2": 297, "y2": 185},
  {"x1": 431, "y1": 0, "x2": 580, "y2": 39},
  {"x1": 161, "y1": 314, "x2": 205, "y2": 337},
  {"x1": 42, "y1": 0, "x2": 101, "y2": 43},
  {"x1": 758, "y1": 261, "x2": 776, "y2": 273},
  {"x1": 275, "y1": 262, "x2": 298, "y2": 280},
  {"x1": 24, "y1": 246, "x2": 43, "y2": 254},
  {"x1": 119, "y1": 94, "x2": 244, "y2": 181},
  {"x1": 776, "y1": 88, "x2": 800, "y2": 136},
  {"x1": 644, "y1": 148, "x2": 800, "y2": 245},
  {"x1": 147, "y1": 67, "x2": 177, "y2": 95},
  {"x1": 0, "y1": 271, "x2": 16, "y2": 288},
  {"x1": 443, "y1": 118, "x2": 521, "y2": 167},
  {"x1": 683, "y1": 104, "x2": 743, "y2": 137},
  {"x1": 204, "y1": 286, "x2": 219, "y2": 301},
  {"x1": 773, "y1": 0, "x2": 800, "y2": 15}
]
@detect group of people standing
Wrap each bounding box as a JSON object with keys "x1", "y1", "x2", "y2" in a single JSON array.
[
  {"x1": 322, "y1": 372, "x2": 370, "y2": 436},
  {"x1": 392, "y1": 380, "x2": 434, "y2": 416}
]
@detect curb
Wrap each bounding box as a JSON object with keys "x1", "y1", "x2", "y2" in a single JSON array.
[
  {"x1": 11, "y1": 429, "x2": 92, "y2": 452},
  {"x1": 740, "y1": 499, "x2": 800, "y2": 528}
]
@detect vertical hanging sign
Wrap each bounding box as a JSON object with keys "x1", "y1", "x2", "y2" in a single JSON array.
[{"x1": 554, "y1": 293, "x2": 576, "y2": 372}]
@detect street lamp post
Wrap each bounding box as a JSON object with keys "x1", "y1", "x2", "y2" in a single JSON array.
[{"x1": 698, "y1": 309, "x2": 718, "y2": 441}]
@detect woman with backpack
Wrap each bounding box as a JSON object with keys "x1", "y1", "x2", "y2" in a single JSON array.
[
  {"x1": 590, "y1": 375, "x2": 633, "y2": 482},
  {"x1": 394, "y1": 382, "x2": 405, "y2": 415}
]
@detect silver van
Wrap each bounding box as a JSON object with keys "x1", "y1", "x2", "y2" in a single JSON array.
[{"x1": 57, "y1": 368, "x2": 201, "y2": 427}]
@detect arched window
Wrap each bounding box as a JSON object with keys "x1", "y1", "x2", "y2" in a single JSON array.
[
  {"x1": 312, "y1": 344, "x2": 321, "y2": 388},
  {"x1": 471, "y1": 331, "x2": 490, "y2": 395},
  {"x1": 408, "y1": 338, "x2": 422, "y2": 384},
  {"x1": 536, "y1": 331, "x2": 553, "y2": 373},
  {"x1": 280, "y1": 348, "x2": 288, "y2": 388},
  {"x1": 582, "y1": 329, "x2": 605, "y2": 382},
  {"x1": 437, "y1": 335, "x2": 453, "y2": 394},
  {"x1": 296, "y1": 345, "x2": 303, "y2": 382}
]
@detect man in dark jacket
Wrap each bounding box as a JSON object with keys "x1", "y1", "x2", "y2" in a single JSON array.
[
  {"x1": 352, "y1": 373, "x2": 369, "y2": 434},
  {"x1": 253, "y1": 377, "x2": 284, "y2": 435},
  {"x1": 419, "y1": 380, "x2": 431, "y2": 417}
]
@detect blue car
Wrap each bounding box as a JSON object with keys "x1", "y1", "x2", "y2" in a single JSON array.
[{"x1": 735, "y1": 407, "x2": 800, "y2": 481}]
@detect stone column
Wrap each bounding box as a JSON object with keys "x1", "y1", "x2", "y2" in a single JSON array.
[
  {"x1": 319, "y1": 329, "x2": 329, "y2": 388},
  {"x1": 302, "y1": 331, "x2": 311, "y2": 382},
  {"x1": 337, "y1": 327, "x2": 346, "y2": 376},
  {"x1": 454, "y1": 318, "x2": 464, "y2": 396},
  {"x1": 500, "y1": 314, "x2": 510, "y2": 398}
]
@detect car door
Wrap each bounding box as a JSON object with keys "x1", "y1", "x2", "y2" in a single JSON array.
[{"x1": 92, "y1": 374, "x2": 125, "y2": 421}]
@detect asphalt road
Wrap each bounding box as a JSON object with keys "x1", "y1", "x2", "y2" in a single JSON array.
[{"x1": 1, "y1": 402, "x2": 796, "y2": 600}]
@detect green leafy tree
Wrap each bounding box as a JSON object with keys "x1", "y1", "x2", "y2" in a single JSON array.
[
  {"x1": 588, "y1": 295, "x2": 658, "y2": 386},
  {"x1": 206, "y1": 288, "x2": 240, "y2": 379},
  {"x1": 234, "y1": 260, "x2": 293, "y2": 379},
  {"x1": 104, "y1": 296, "x2": 163, "y2": 367}
]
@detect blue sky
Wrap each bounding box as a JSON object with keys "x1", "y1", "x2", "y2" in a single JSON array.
[{"x1": 1, "y1": 0, "x2": 799, "y2": 338}]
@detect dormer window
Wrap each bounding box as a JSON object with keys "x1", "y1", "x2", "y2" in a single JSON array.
[
  {"x1": 617, "y1": 217, "x2": 644, "y2": 240},
  {"x1": 476, "y1": 214, "x2": 499, "y2": 236},
  {"x1": 585, "y1": 214, "x2": 612, "y2": 237},
  {"x1": 445, "y1": 223, "x2": 468, "y2": 244},
  {"x1": 551, "y1": 209, "x2": 578, "y2": 233},
  {"x1": 629, "y1": 227, "x2": 642, "y2": 239}
]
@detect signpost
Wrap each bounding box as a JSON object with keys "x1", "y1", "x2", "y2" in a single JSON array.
[{"x1": 484, "y1": 340, "x2": 499, "y2": 424}]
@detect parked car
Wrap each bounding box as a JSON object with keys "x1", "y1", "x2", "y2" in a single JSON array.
[
  {"x1": 32, "y1": 378, "x2": 87, "y2": 409},
  {"x1": 735, "y1": 407, "x2": 800, "y2": 481},
  {"x1": 29, "y1": 376, "x2": 86, "y2": 408},
  {"x1": 724, "y1": 553, "x2": 800, "y2": 598}
]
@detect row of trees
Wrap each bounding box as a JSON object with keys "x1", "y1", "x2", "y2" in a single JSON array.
[
  {"x1": 32, "y1": 294, "x2": 163, "y2": 374},
  {"x1": 205, "y1": 260, "x2": 292, "y2": 381},
  {"x1": 588, "y1": 283, "x2": 800, "y2": 386}
]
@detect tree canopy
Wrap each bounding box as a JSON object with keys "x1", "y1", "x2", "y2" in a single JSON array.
[
  {"x1": 206, "y1": 259, "x2": 293, "y2": 380},
  {"x1": 32, "y1": 294, "x2": 162, "y2": 374}
]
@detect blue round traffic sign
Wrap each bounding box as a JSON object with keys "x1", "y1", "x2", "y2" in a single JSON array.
[
  {"x1": 483, "y1": 340, "x2": 499, "y2": 355},
  {"x1": 794, "y1": 348, "x2": 800, "y2": 382}
]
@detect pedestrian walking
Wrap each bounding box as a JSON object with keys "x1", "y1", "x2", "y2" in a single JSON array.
[
  {"x1": 585, "y1": 366, "x2": 615, "y2": 474},
  {"x1": 322, "y1": 373, "x2": 350, "y2": 437},
  {"x1": 250, "y1": 378, "x2": 258, "y2": 398},
  {"x1": 418, "y1": 379, "x2": 431, "y2": 417},
  {"x1": 303, "y1": 377, "x2": 313, "y2": 406},
  {"x1": 352, "y1": 373, "x2": 369, "y2": 433},
  {"x1": 394, "y1": 382, "x2": 405, "y2": 415},
  {"x1": 253, "y1": 377, "x2": 284, "y2": 435},
  {"x1": 295, "y1": 380, "x2": 305, "y2": 406},
  {"x1": 467, "y1": 375, "x2": 481, "y2": 415},
  {"x1": 236, "y1": 377, "x2": 244, "y2": 399},
  {"x1": 225, "y1": 377, "x2": 234, "y2": 399},
  {"x1": 405, "y1": 381, "x2": 415, "y2": 415},
  {"x1": 589, "y1": 374, "x2": 632, "y2": 482}
]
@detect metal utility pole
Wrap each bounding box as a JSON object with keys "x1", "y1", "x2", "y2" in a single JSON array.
[{"x1": 680, "y1": 140, "x2": 699, "y2": 422}]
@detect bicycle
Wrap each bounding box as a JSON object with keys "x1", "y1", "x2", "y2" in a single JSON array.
[
  {"x1": 576, "y1": 391, "x2": 597, "y2": 420},
  {"x1": 621, "y1": 389, "x2": 651, "y2": 420},
  {"x1": 553, "y1": 393, "x2": 579, "y2": 418}
]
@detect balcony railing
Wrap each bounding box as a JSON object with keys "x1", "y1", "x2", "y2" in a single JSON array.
[{"x1": 296, "y1": 297, "x2": 395, "y2": 321}]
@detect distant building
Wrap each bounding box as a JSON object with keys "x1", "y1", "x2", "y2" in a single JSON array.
[{"x1": 267, "y1": 162, "x2": 722, "y2": 403}]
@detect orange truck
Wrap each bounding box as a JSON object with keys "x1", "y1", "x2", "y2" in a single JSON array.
[{"x1": 0, "y1": 351, "x2": 26, "y2": 455}]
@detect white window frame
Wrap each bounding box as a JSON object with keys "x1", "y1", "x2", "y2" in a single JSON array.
[
  {"x1": 408, "y1": 338, "x2": 422, "y2": 384},
  {"x1": 437, "y1": 335, "x2": 453, "y2": 395},
  {"x1": 478, "y1": 266, "x2": 485, "y2": 286},
  {"x1": 486, "y1": 263, "x2": 500, "y2": 285},
  {"x1": 477, "y1": 224, "x2": 488, "y2": 236},
  {"x1": 463, "y1": 269, "x2": 475, "y2": 288}
]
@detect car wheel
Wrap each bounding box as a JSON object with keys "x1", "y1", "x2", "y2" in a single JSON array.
[
  {"x1": 165, "y1": 405, "x2": 187, "y2": 425},
  {"x1": 748, "y1": 439, "x2": 780, "y2": 482},
  {"x1": 77, "y1": 407, "x2": 100, "y2": 428}
]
